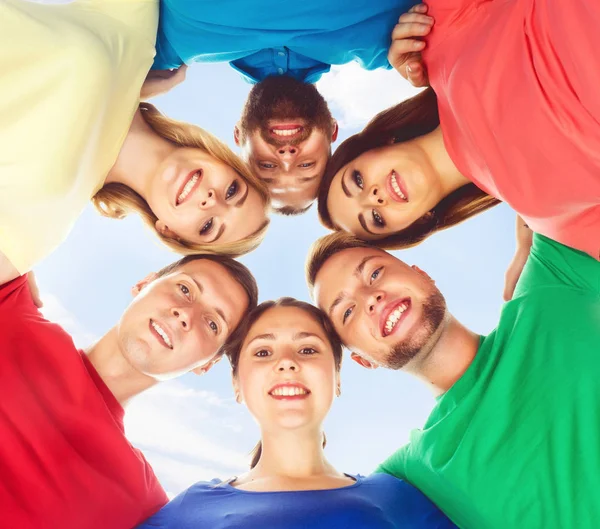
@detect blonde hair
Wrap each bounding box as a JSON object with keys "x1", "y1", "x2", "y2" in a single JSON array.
[{"x1": 92, "y1": 102, "x2": 271, "y2": 257}]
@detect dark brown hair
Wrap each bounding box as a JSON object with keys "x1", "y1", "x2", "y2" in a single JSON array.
[
  {"x1": 155, "y1": 254, "x2": 259, "y2": 353},
  {"x1": 225, "y1": 297, "x2": 342, "y2": 468},
  {"x1": 317, "y1": 88, "x2": 500, "y2": 250}
]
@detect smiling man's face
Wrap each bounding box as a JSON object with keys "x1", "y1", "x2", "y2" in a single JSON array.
[
  {"x1": 117, "y1": 259, "x2": 249, "y2": 379},
  {"x1": 313, "y1": 246, "x2": 447, "y2": 369},
  {"x1": 235, "y1": 76, "x2": 338, "y2": 212}
]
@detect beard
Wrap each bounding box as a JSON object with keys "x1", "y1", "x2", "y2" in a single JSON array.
[
  {"x1": 385, "y1": 290, "x2": 447, "y2": 370},
  {"x1": 238, "y1": 75, "x2": 334, "y2": 147}
]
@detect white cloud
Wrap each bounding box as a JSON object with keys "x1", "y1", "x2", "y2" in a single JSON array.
[
  {"x1": 317, "y1": 63, "x2": 423, "y2": 129},
  {"x1": 40, "y1": 292, "x2": 99, "y2": 348}
]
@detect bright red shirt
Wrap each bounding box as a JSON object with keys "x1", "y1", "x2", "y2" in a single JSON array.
[
  {"x1": 424, "y1": 0, "x2": 600, "y2": 259},
  {"x1": 0, "y1": 275, "x2": 168, "y2": 529}
]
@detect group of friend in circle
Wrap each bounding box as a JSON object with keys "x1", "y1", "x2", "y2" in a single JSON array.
[{"x1": 1, "y1": 0, "x2": 598, "y2": 528}]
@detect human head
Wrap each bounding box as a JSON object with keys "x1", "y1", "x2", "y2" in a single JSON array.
[
  {"x1": 306, "y1": 232, "x2": 447, "y2": 370},
  {"x1": 235, "y1": 76, "x2": 339, "y2": 212},
  {"x1": 92, "y1": 102, "x2": 271, "y2": 258},
  {"x1": 226, "y1": 297, "x2": 342, "y2": 468},
  {"x1": 116, "y1": 254, "x2": 258, "y2": 380},
  {"x1": 318, "y1": 88, "x2": 499, "y2": 249}
]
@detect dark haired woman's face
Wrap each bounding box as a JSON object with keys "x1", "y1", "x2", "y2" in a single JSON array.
[
  {"x1": 148, "y1": 147, "x2": 267, "y2": 245},
  {"x1": 233, "y1": 306, "x2": 339, "y2": 432},
  {"x1": 326, "y1": 143, "x2": 443, "y2": 240}
]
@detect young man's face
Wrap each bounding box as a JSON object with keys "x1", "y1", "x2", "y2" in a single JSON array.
[
  {"x1": 235, "y1": 76, "x2": 338, "y2": 211},
  {"x1": 313, "y1": 247, "x2": 447, "y2": 370},
  {"x1": 118, "y1": 259, "x2": 249, "y2": 379}
]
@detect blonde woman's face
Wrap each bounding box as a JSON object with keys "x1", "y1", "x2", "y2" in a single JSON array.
[
  {"x1": 234, "y1": 306, "x2": 338, "y2": 432},
  {"x1": 326, "y1": 143, "x2": 442, "y2": 240},
  {"x1": 148, "y1": 147, "x2": 267, "y2": 245}
]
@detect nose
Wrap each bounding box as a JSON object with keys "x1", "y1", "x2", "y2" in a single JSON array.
[
  {"x1": 275, "y1": 351, "x2": 299, "y2": 372},
  {"x1": 276, "y1": 145, "x2": 299, "y2": 170},
  {"x1": 171, "y1": 307, "x2": 191, "y2": 331},
  {"x1": 366, "y1": 185, "x2": 386, "y2": 206},
  {"x1": 199, "y1": 189, "x2": 217, "y2": 209},
  {"x1": 365, "y1": 290, "x2": 386, "y2": 316}
]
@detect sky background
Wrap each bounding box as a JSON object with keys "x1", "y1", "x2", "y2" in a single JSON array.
[{"x1": 36, "y1": 62, "x2": 516, "y2": 497}]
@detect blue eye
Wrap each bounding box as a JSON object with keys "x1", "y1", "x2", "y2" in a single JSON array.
[
  {"x1": 342, "y1": 306, "x2": 353, "y2": 324},
  {"x1": 299, "y1": 162, "x2": 314, "y2": 168},
  {"x1": 200, "y1": 218, "x2": 213, "y2": 235},
  {"x1": 372, "y1": 210, "x2": 385, "y2": 228},
  {"x1": 226, "y1": 180, "x2": 239, "y2": 200},
  {"x1": 352, "y1": 170, "x2": 364, "y2": 189},
  {"x1": 208, "y1": 320, "x2": 218, "y2": 334},
  {"x1": 260, "y1": 162, "x2": 276, "y2": 169},
  {"x1": 370, "y1": 267, "x2": 382, "y2": 282}
]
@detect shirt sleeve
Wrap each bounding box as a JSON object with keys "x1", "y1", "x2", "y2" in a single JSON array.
[
  {"x1": 0, "y1": 275, "x2": 36, "y2": 319},
  {"x1": 512, "y1": 234, "x2": 600, "y2": 298},
  {"x1": 374, "y1": 444, "x2": 408, "y2": 478}
]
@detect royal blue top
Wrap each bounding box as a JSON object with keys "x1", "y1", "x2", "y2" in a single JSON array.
[
  {"x1": 153, "y1": 0, "x2": 418, "y2": 83},
  {"x1": 137, "y1": 473, "x2": 456, "y2": 528}
]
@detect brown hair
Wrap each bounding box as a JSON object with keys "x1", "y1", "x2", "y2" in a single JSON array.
[
  {"x1": 92, "y1": 102, "x2": 271, "y2": 258},
  {"x1": 317, "y1": 88, "x2": 500, "y2": 250},
  {"x1": 305, "y1": 231, "x2": 376, "y2": 297},
  {"x1": 154, "y1": 254, "x2": 259, "y2": 354},
  {"x1": 225, "y1": 297, "x2": 342, "y2": 469}
]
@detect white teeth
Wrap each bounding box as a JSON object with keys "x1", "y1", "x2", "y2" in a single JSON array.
[
  {"x1": 177, "y1": 172, "x2": 199, "y2": 204},
  {"x1": 384, "y1": 303, "x2": 409, "y2": 335},
  {"x1": 272, "y1": 128, "x2": 301, "y2": 137},
  {"x1": 151, "y1": 320, "x2": 173, "y2": 348},
  {"x1": 391, "y1": 172, "x2": 407, "y2": 200},
  {"x1": 271, "y1": 386, "x2": 308, "y2": 396}
]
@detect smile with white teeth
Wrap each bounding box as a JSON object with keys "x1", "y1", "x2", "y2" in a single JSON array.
[
  {"x1": 151, "y1": 320, "x2": 173, "y2": 349},
  {"x1": 391, "y1": 171, "x2": 407, "y2": 201},
  {"x1": 270, "y1": 386, "x2": 309, "y2": 396},
  {"x1": 272, "y1": 128, "x2": 301, "y2": 137},
  {"x1": 384, "y1": 302, "x2": 409, "y2": 335},
  {"x1": 177, "y1": 171, "x2": 200, "y2": 205}
]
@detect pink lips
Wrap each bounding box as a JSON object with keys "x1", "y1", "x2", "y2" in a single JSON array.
[
  {"x1": 175, "y1": 169, "x2": 202, "y2": 206},
  {"x1": 149, "y1": 319, "x2": 174, "y2": 350},
  {"x1": 386, "y1": 171, "x2": 409, "y2": 203},
  {"x1": 379, "y1": 298, "x2": 412, "y2": 338}
]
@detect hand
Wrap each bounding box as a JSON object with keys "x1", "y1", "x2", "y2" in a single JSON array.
[
  {"x1": 388, "y1": 4, "x2": 433, "y2": 87},
  {"x1": 27, "y1": 271, "x2": 43, "y2": 308},
  {"x1": 140, "y1": 65, "x2": 188, "y2": 100}
]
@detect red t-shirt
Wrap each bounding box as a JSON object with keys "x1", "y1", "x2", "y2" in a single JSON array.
[
  {"x1": 424, "y1": 0, "x2": 600, "y2": 259},
  {"x1": 0, "y1": 275, "x2": 168, "y2": 529}
]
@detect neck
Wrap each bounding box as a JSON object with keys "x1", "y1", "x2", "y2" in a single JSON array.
[
  {"x1": 406, "y1": 314, "x2": 480, "y2": 396},
  {"x1": 86, "y1": 327, "x2": 158, "y2": 406},
  {"x1": 104, "y1": 109, "x2": 176, "y2": 197},
  {"x1": 251, "y1": 427, "x2": 338, "y2": 479},
  {"x1": 416, "y1": 126, "x2": 470, "y2": 196}
]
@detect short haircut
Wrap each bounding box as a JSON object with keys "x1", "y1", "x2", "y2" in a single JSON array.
[
  {"x1": 155, "y1": 255, "x2": 259, "y2": 351},
  {"x1": 306, "y1": 231, "x2": 375, "y2": 296},
  {"x1": 273, "y1": 203, "x2": 313, "y2": 216}
]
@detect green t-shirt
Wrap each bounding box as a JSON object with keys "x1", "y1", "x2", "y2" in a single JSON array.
[{"x1": 377, "y1": 234, "x2": 600, "y2": 529}]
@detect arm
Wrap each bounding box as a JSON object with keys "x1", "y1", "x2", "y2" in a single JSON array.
[
  {"x1": 388, "y1": 3, "x2": 433, "y2": 87},
  {"x1": 503, "y1": 215, "x2": 533, "y2": 301},
  {"x1": 140, "y1": 65, "x2": 188, "y2": 100}
]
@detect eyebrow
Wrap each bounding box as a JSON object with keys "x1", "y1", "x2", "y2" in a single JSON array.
[
  {"x1": 327, "y1": 255, "x2": 377, "y2": 317},
  {"x1": 260, "y1": 177, "x2": 276, "y2": 184},
  {"x1": 298, "y1": 175, "x2": 318, "y2": 183},
  {"x1": 235, "y1": 181, "x2": 250, "y2": 208},
  {"x1": 358, "y1": 213, "x2": 377, "y2": 236},
  {"x1": 246, "y1": 333, "x2": 276, "y2": 346},
  {"x1": 293, "y1": 331, "x2": 322, "y2": 341},
  {"x1": 208, "y1": 223, "x2": 226, "y2": 243},
  {"x1": 216, "y1": 307, "x2": 229, "y2": 331},
  {"x1": 341, "y1": 168, "x2": 351, "y2": 198}
]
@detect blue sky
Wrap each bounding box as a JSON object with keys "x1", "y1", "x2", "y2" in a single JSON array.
[{"x1": 37, "y1": 62, "x2": 516, "y2": 496}]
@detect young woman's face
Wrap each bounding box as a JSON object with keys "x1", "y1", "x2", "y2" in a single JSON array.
[
  {"x1": 326, "y1": 143, "x2": 443, "y2": 240},
  {"x1": 235, "y1": 306, "x2": 339, "y2": 432},
  {"x1": 148, "y1": 147, "x2": 267, "y2": 245}
]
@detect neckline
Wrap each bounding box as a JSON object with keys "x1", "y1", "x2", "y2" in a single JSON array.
[{"x1": 219, "y1": 473, "x2": 362, "y2": 495}]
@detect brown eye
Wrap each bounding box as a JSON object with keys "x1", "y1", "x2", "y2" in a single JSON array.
[
  {"x1": 372, "y1": 210, "x2": 385, "y2": 228},
  {"x1": 200, "y1": 218, "x2": 214, "y2": 235},
  {"x1": 225, "y1": 180, "x2": 239, "y2": 200},
  {"x1": 299, "y1": 347, "x2": 318, "y2": 355}
]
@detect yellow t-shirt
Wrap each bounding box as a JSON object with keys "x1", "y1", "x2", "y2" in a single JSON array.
[{"x1": 0, "y1": 0, "x2": 158, "y2": 273}]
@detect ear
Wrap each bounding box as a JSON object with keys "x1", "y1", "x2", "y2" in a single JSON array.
[
  {"x1": 411, "y1": 265, "x2": 434, "y2": 282},
  {"x1": 131, "y1": 272, "x2": 159, "y2": 297},
  {"x1": 192, "y1": 355, "x2": 222, "y2": 376},
  {"x1": 331, "y1": 119, "x2": 339, "y2": 143},
  {"x1": 154, "y1": 220, "x2": 179, "y2": 240},
  {"x1": 350, "y1": 352, "x2": 378, "y2": 370},
  {"x1": 233, "y1": 124, "x2": 241, "y2": 146}
]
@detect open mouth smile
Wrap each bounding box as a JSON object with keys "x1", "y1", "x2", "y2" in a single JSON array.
[
  {"x1": 176, "y1": 169, "x2": 202, "y2": 206},
  {"x1": 149, "y1": 319, "x2": 173, "y2": 349},
  {"x1": 380, "y1": 299, "x2": 411, "y2": 337},
  {"x1": 269, "y1": 124, "x2": 304, "y2": 139},
  {"x1": 387, "y1": 170, "x2": 408, "y2": 202},
  {"x1": 268, "y1": 382, "x2": 311, "y2": 400}
]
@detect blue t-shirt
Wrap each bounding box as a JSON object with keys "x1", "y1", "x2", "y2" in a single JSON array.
[
  {"x1": 137, "y1": 473, "x2": 456, "y2": 528},
  {"x1": 153, "y1": 0, "x2": 418, "y2": 83}
]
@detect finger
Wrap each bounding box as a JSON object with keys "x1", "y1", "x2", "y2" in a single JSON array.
[
  {"x1": 388, "y1": 37, "x2": 426, "y2": 61},
  {"x1": 406, "y1": 62, "x2": 428, "y2": 87},
  {"x1": 398, "y1": 12, "x2": 434, "y2": 25},
  {"x1": 391, "y1": 21, "x2": 432, "y2": 41},
  {"x1": 407, "y1": 3, "x2": 428, "y2": 14}
]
